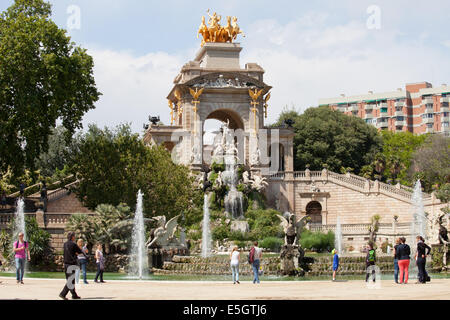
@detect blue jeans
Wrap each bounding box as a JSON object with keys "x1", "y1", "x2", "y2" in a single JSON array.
[
  {"x1": 76, "y1": 260, "x2": 88, "y2": 284},
  {"x1": 394, "y1": 259, "x2": 399, "y2": 283},
  {"x1": 15, "y1": 258, "x2": 25, "y2": 281},
  {"x1": 231, "y1": 264, "x2": 239, "y2": 283},
  {"x1": 252, "y1": 259, "x2": 260, "y2": 284}
]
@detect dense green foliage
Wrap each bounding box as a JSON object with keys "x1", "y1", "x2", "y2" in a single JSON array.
[
  {"x1": 299, "y1": 230, "x2": 335, "y2": 253},
  {"x1": 260, "y1": 237, "x2": 284, "y2": 252},
  {"x1": 68, "y1": 124, "x2": 196, "y2": 217},
  {"x1": 25, "y1": 217, "x2": 53, "y2": 266},
  {"x1": 273, "y1": 106, "x2": 382, "y2": 173},
  {"x1": 360, "y1": 131, "x2": 427, "y2": 184},
  {"x1": 0, "y1": 0, "x2": 100, "y2": 177},
  {"x1": 408, "y1": 134, "x2": 450, "y2": 193},
  {"x1": 66, "y1": 203, "x2": 135, "y2": 253}
]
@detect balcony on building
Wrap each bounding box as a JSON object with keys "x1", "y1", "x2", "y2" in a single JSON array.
[
  {"x1": 379, "y1": 107, "x2": 388, "y2": 117},
  {"x1": 440, "y1": 96, "x2": 450, "y2": 104},
  {"x1": 378, "y1": 102, "x2": 388, "y2": 108},
  {"x1": 441, "y1": 113, "x2": 450, "y2": 122},
  {"x1": 424, "y1": 103, "x2": 434, "y2": 113},
  {"x1": 441, "y1": 104, "x2": 449, "y2": 113},
  {"x1": 394, "y1": 100, "x2": 406, "y2": 108},
  {"x1": 394, "y1": 110, "x2": 404, "y2": 117},
  {"x1": 425, "y1": 127, "x2": 434, "y2": 134},
  {"x1": 347, "y1": 104, "x2": 359, "y2": 112},
  {"x1": 441, "y1": 125, "x2": 449, "y2": 133},
  {"x1": 364, "y1": 101, "x2": 376, "y2": 110},
  {"x1": 422, "y1": 116, "x2": 434, "y2": 124},
  {"x1": 364, "y1": 113, "x2": 374, "y2": 119},
  {"x1": 422, "y1": 96, "x2": 434, "y2": 105},
  {"x1": 377, "y1": 119, "x2": 388, "y2": 128},
  {"x1": 395, "y1": 120, "x2": 406, "y2": 126}
]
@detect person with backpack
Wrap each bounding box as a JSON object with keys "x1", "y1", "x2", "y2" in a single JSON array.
[
  {"x1": 13, "y1": 232, "x2": 30, "y2": 284},
  {"x1": 230, "y1": 246, "x2": 240, "y2": 284},
  {"x1": 415, "y1": 236, "x2": 431, "y2": 284},
  {"x1": 332, "y1": 249, "x2": 339, "y2": 281},
  {"x1": 76, "y1": 239, "x2": 89, "y2": 285},
  {"x1": 249, "y1": 241, "x2": 262, "y2": 284},
  {"x1": 365, "y1": 243, "x2": 376, "y2": 282},
  {"x1": 397, "y1": 237, "x2": 411, "y2": 284}
]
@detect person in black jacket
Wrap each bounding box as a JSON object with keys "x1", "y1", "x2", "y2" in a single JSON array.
[
  {"x1": 393, "y1": 238, "x2": 401, "y2": 283},
  {"x1": 415, "y1": 236, "x2": 431, "y2": 284},
  {"x1": 59, "y1": 231, "x2": 83, "y2": 300},
  {"x1": 397, "y1": 237, "x2": 411, "y2": 284}
]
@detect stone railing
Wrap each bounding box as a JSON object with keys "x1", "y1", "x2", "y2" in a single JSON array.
[
  {"x1": 267, "y1": 169, "x2": 433, "y2": 203},
  {"x1": 0, "y1": 213, "x2": 36, "y2": 228},
  {"x1": 309, "y1": 222, "x2": 412, "y2": 235},
  {"x1": 8, "y1": 175, "x2": 75, "y2": 198}
]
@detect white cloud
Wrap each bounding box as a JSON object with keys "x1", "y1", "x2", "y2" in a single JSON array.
[
  {"x1": 81, "y1": 10, "x2": 450, "y2": 132},
  {"x1": 81, "y1": 47, "x2": 188, "y2": 133}
]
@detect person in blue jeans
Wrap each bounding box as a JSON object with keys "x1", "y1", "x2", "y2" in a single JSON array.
[
  {"x1": 250, "y1": 241, "x2": 262, "y2": 284},
  {"x1": 332, "y1": 249, "x2": 339, "y2": 281},
  {"x1": 13, "y1": 232, "x2": 31, "y2": 284},
  {"x1": 76, "y1": 239, "x2": 89, "y2": 284},
  {"x1": 393, "y1": 238, "x2": 401, "y2": 283}
]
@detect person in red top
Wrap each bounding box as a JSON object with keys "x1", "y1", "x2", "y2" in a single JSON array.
[{"x1": 13, "y1": 232, "x2": 31, "y2": 284}]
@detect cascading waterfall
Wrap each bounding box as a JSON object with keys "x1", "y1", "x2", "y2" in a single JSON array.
[
  {"x1": 202, "y1": 194, "x2": 212, "y2": 258},
  {"x1": 129, "y1": 190, "x2": 148, "y2": 279},
  {"x1": 409, "y1": 180, "x2": 427, "y2": 280},
  {"x1": 335, "y1": 216, "x2": 342, "y2": 254}
]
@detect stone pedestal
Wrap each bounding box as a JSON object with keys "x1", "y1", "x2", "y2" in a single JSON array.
[
  {"x1": 280, "y1": 244, "x2": 305, "y2": 276},
  {"x1": 35, "y1": 209, "x2": 45, "y2": 228}
]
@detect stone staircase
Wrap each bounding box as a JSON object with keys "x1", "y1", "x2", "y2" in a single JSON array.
[{"x1": 269, "y1": 169, "x2": 433, "y2": 204}]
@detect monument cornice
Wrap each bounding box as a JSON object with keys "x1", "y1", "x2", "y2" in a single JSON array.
[{"x1": 167, "y1": 71, "x2": 272, "y2": 101}]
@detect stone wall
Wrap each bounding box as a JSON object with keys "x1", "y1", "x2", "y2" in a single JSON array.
[{"x1": 46, "y1": 193, "x2": 92, "y2": 214}]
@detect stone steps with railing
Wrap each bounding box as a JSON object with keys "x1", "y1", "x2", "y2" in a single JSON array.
[{"x1": 268, "y1": 169, "x2": 433, "y2": 203}]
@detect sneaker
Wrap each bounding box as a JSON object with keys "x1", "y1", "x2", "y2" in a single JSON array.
[
  {"x1": 100, "y1": 281, "x2": 106, "y2": 283},
  {"x1": 94, "y1": 280, "x2": 99, "y2": 283},
  {"x1": 72, "y1": 295, "x2": 81, "y2": 300},
  {"x1": 84, "y1": 281, "x2": 89, "y2": 284},
  {"x1": 59, "y1": 294, "x2": 68, "y2": 300},
  {"x1": 233, "y1": 282, "x2": 236, "y2": 284},
  {"x1": 236, "y1": 281, "x2": 240, "y2": 284},
  {"x1": 20, "y1": 281, "x2": 24, "y2": 284}
]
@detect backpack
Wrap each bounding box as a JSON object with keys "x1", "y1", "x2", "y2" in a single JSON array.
[
  {"x1": 248, "y1": 247, "x2": 255, "y2": 264},
  {"x1": 15, "y1": 240, "x2": 28, "y2": 249},
  {"x1": 368, "y1": 249, "x2": 375, "y2": 262}
]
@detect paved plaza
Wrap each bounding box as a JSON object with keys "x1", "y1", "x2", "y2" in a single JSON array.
[{"x1": 0, "y1": 277, "x2": 449, "y2": 300}]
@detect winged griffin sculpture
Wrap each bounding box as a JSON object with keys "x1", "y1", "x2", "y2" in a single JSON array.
[
  {"x1": 277, "y1": 213, "x2": 311, "y2": 246},
  {"x1": 146, "y1": 215, "x2": 180, "y2": 248}
]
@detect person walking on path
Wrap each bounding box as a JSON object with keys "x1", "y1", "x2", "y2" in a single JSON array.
[
  {"x1": 397, "y1": 237, "x2": 411, "y2": 284},
  {"x1": 1, "y1": 190, "x2": 7, "y2": 209},
  {"x1": 59, "y1": 231, "x2": 82, "y2": 300},
  {"x1": 365, "y1": 243, "x2": 377, "y2": 282},
  {"x1": 415, "y1": 236, "x2": 431, "y2": 284},
  {"x1": 249, "y1": 241, "x2": 262, "y2": 284},
  {"x1": 75, "y1": 239, "x2": 89, "y2": 285},
  {"x1": 230, "y1": 246, "x2": 240, "y2": 284},
  {"x1": 332, "y1": 249, "x2": 339, "y2": 281},
  {"x1": 393, "y1": 238, "x2": 401, "y2": 283},
  {"x1": 94, "y1": 244, "x2": 106, "y2": 283},
  {"x1": 13, "y1": 232, "x2": 30, "y2": 284}
]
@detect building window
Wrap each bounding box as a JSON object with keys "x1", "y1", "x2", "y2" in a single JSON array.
[
  {"x1": 427, "y1": 123, "x2": 433, "y2": 128},
  {"x1": 443, "y1": 122, "x2": 449, "y2": 127},
  {"x1": 347, "y1": 238, "x2": 354, "y2": 241},
  {"x1": 380, "y1": 108, "x2": 388, "y2": 113},
  {"x1": 443, "y1": 112, "x2": 449, "y2": 117},
  {"x1": 396, "y1": 116, "x2": 404, "y2": 121}
]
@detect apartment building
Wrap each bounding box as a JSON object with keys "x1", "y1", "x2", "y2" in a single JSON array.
[{"x1": 318, "y1": 82, "x2": 450, "y2": 135}]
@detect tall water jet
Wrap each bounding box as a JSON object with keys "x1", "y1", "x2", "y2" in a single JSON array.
[
  {"x1": 335, "y1": 216, "x2": 342, "y2": 254},
  {"x1": 409, "y1": 180, "x2": 427, "y2": 280},
  {"x1": 13, "y1": 198, "x2": 26, "y2": 242},
  {"x1": 129, "y1": 190, "x2": 147, "y2": 279},
  {"x1": 202, "y1": 194, "x2": 212, "y2": 258}
]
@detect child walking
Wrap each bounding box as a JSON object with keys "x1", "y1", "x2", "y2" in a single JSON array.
[{"x1": 332, "y1": 249, "x2": 339, "y2": 281}]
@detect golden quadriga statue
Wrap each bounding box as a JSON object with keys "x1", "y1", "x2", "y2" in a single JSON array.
[{"x1": 197, "y1": 10, "x2": 245, "y2": 47}]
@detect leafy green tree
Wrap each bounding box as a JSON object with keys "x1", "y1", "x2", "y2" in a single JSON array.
[
  {"x1": 25, "y1": 217, "x2": 53, "y2": 266},
  {"x1": 299, "y1": 229, "x2": 335, "y2": 252},
  {"x1": 0, "y1": 0, "x2": 100, "y2": 177},
  {"x1": 273, "y1": 106, "x2": 382, "y2": 173},
  {"x1": 409, "y1": 134, "x2": 450, "y2": 193},
  {"x1": 68, "y1": 124, "x2": 196, "y2": 219}
]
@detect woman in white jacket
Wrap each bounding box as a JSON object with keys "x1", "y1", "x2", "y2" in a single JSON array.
[{"x1": 230, "y1": 247, "x2": 240, "y2": 284}]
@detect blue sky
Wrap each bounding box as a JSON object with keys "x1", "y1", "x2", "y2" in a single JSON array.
[{"x1": 1, "y1": 0, "x2": 450, "y2": 133}]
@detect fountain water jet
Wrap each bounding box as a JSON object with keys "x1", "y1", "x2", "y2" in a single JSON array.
[
  {"x1": 409, "y1": 180, "x2": 427, "y2": 280},
  {"x1": 202, "y1": 194, "x2": 212, "y2": 258},
  {"x1": 335, "y1": 216, "x2": 342, "y2": 254},
  {"x1": 129, "y1": 190, "x2": 148, "y2": 279},
  {"x1": 13, "y1": 198, "x2": 26, "y2": 242}
]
